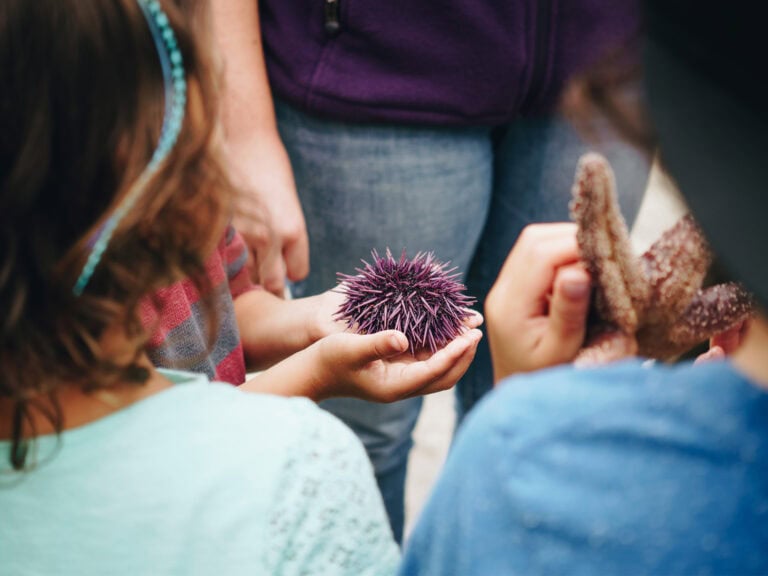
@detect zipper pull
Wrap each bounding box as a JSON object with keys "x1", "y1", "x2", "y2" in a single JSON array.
[{"x1": 324, "y1": 0, "x2": 340, "y2": 36}]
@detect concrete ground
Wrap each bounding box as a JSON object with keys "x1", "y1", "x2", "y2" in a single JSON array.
[{"x1": 403, "y1": 161, "x2": 688, "y2": 538}]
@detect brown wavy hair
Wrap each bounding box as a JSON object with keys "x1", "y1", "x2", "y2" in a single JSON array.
[{"x1": 0, "y1": 0, "x2": 236, "y2": 468}]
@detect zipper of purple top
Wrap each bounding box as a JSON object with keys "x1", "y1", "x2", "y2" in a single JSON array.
[{"x1": 324, "y1": 0, "x2": 341, "y2": 35}]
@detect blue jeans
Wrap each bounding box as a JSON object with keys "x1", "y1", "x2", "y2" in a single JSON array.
[{"x1": 275, "y1": 100, "x2": 648, "y2": 542}]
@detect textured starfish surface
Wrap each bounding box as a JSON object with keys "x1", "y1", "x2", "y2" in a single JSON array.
[
  {"x1": 570, "y1": 153, "x2": 754, "y2": 361},
  {"x1": 335, "y1": 249, "x2": 475, "y2": 354}
]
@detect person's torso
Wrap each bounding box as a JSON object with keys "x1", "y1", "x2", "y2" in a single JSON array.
[
  {"x1": 0, "y1": 374, "x2": 307, "y2": 575},
  {"x1": 402, "y1": 360, "x2": 768, "y2": 574},
  {"x1": 260, "y1": 0, "x2": 641, "y2": 125},
  {"x1": 0, "y1": 371, "x2": 401, "y2": 576}
]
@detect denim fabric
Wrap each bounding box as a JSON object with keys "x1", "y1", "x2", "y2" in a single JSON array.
[
  {"x1": 401, "y1": 360, "x2": 768, "y2": 574},
  {"x1": 277, "y1": 100, "x2": 493, "y2": 541},
  {"x1": 275, "y1": 100, "x2": 648, "y2": 539}
]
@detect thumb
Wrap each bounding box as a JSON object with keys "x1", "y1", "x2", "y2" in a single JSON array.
[
  {"x1": 540, "y1": 265, "x2": 591, "y2": 361},
  {"x1": 259, "y1": 256, "x2": 287, "y2": 297},
  {"x1": 353, "y1": 330, "x2": 409, "y2": 365}
]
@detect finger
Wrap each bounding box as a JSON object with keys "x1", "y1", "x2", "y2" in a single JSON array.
[
  {"x1": 283, "y1": 229, "x2": 310, "y2": 282},
  {"x1": 462, "y1": 310, "x2": 484, "y2": 330},
  {"x1": 538, "y1": 264, "x2": 591, "y2": 361},
  {"x1": 695, "y1": 345, "x2": 725, "y2": 364},
  {"x1": 244, "y1": 247, "x2": 260, "y2": 284},
  {"x1": 523, "y1": 235, "x2": 583, "y2": 317},
  {"x1": 497, "y1": 223, "x2": 579, "y2": 284},
  {"x1": 398, "y1": 330, "x2": 479, "y2": 387},
  {"x1": 352, "y1": 330, "x2": 410, "y2": 366},
  {"x1": 710, "y1": 321, "x2": 745, "y2": 354},
  {"x1": 259, "y1": 255, "x2": 288, "y2": 297},
  {"x1": 401, "y1": 330, "x2": 482, "y2": 398},
  {"x1": 493, "y1": 224, "x2": 581, "y2": 318},
  {"x1": 238, "y1": 222, "x2": 279, "y2": 287},
  {"x1": 234, "y1": 206, "x2": 272, "y2": 253},
  {"x1": 514, "y1": 222, "x2": 579, "y2": 244}
]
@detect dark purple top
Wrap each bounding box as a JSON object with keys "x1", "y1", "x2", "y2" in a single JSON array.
[{"x1": 260, "y1": 0, "x2": 641, "y2": 126}]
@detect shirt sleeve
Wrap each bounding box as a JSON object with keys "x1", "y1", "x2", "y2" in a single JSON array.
[
  {"x1": 401, "y1": 361, "x2": 755, "y2": 576},
  {"x1": 264, "y1": 409, "x2": 401, "y2": 576},
  {"x1": 220, "y1": 225, "x2": 260, "y2": 299},
  {"x1": 401, "y1": 366, "x2": 646, "y2": 575}
]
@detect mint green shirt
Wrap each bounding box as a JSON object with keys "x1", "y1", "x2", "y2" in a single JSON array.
[{"x1": 0, "y1": 370, "x2": 399, "y2": 575}]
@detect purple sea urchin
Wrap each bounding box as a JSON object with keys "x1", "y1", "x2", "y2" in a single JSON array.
[{"x1": 334, "y1": 249, "x2": 476, "y2": 354}]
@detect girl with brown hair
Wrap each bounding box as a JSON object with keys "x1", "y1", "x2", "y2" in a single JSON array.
[{"x1": 0, "y1": 1, "x2": 481, "y2": 572}]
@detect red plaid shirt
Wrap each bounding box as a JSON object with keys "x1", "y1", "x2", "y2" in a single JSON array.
[{"x1": 141, "y1": 226, "x2": 258, "y2": 384}]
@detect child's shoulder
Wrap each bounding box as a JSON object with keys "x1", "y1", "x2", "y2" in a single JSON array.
[
  {"x1": 162, "y1": 369, "x2": 345, "y2": 431},
  {"x1": 157, "y1": 370, "x2": 364, "y2": 463}
]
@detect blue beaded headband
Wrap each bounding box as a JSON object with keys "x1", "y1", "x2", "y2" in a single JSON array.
[{"x1": 72, "y1": 0, "x2": 187, "y2": 296}]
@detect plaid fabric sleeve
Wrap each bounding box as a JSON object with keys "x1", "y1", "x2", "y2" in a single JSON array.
[{"x1": 222, "y1": 225, "x2": 261, "y2": 299}]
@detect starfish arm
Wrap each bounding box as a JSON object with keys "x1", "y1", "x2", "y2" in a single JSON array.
[
  {"x1": 569, "y1": 153, "x2": 650, "y2": 334},
  {"x1": 640, "y1": 214, "x2": 712, "y2": 324},
  {"x1": 637, "y1": 282, "x2": 754, "y2": 359},
  {"x1": 666, "y1": 282, "x2": 755, "y2": 350}
]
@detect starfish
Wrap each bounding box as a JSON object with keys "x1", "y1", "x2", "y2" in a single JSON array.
[{"x1": 569, "y1": 153, "x2": 754, "y2": 362}]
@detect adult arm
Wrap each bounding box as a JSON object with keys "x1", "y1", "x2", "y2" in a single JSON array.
[{"x1": 211, "y1": 0, "x2": 309, "y2": 295}]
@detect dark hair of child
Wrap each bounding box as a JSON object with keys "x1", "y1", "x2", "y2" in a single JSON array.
[{"x1": 0, "y1": 0, "x2": 236, "y2": 469}]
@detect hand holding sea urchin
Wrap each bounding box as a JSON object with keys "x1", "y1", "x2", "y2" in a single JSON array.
[{"x1": 334, "y1": 249, "x2": 476, "y2": 354}]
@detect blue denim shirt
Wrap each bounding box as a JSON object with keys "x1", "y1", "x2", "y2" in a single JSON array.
[{"x1": 401, "y1": 360, "x2": 768, "y2": 575}]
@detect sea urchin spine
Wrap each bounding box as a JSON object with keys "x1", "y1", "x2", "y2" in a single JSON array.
[{"x1": 334, "y1": 249, "x2": 476, "y2": 354}]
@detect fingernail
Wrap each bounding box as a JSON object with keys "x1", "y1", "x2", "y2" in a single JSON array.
[
  {"x1": 562, "y1": 278, "x2": 590, "y2": 300},
  {"x1": 391, "y1": 334, "x2": 407, "y2": 350}
]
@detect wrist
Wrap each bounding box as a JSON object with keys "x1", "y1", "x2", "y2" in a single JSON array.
[
  {"x1": 303, "y1": 339, "x2": 336, "y2": 402},
  {"x1": 302, "y1": 294, "x2": 327, "y2": 344},
  {"x1": 225, "y1": 127, "x2": 284, "y2": 157},
  {"x1": 239, "y1": 343, "x2": 331, "y2": 402}
]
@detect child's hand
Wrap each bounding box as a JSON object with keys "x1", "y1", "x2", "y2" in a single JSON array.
[
  {"x1": 306, "y1": 287, "x2": 349, "y2": 341},
  {"x1": 694, "y1": 319, "x2": 750, "y2": 364},
  {"x1": 485, "y1": 223, "x2": 592, "y2": 383},
  {"x1": 310, "y1": 326, "x2": 482, "y2": 403}
]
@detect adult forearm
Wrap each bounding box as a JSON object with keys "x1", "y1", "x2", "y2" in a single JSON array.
[
  {"x1": 210, "y1": 0, "x2": 310, "y2": 293},
  {"x1": 210, "y1": 0, "x2": 277, "y2": 142}
]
